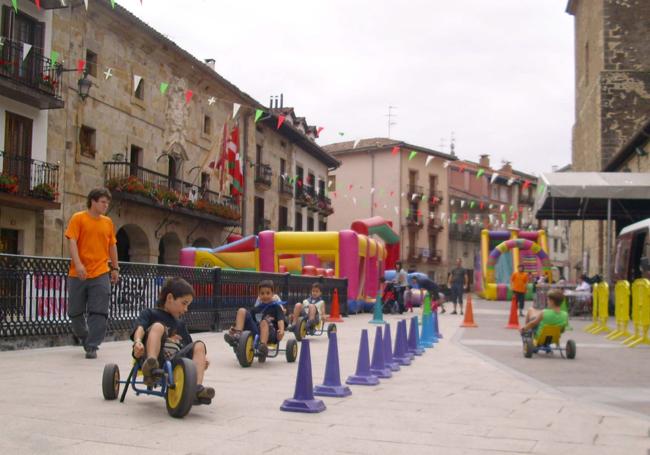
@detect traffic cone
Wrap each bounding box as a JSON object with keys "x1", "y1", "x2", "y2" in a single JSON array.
[
  {"x1": 423, "y1": 293, "x2": 432, "y2": 316},
  {"x1": 346, "y1": 329, "x2": 380, "y2": 385},
  {"x1": 369, "y1": 294, "x2": 386, "y2": 324},
  {"x1": 369, "y1": 326, "x2": 392, "y2": 378},
  {"x1": 420, "y1": 313, "x2": 434, "y2": 348},
  {"x1": 432, "y1": 309, "x2": 442, "y2": 340},
  {"x1": 383, "y1": 323, "x2": 400, "y2": 372},
  {"x1": 327, "y1": 288, "x2": 344, "y2": 323},
  {"x1": 314, "y1": 332, "x2": 352, "y2": 398},
  {"x1": 408, "y1": 316, "x2": 425, "y2": 355},
  {"x1": 505, "y1": 296, "x2": 520, "y2": 329},
  {"x1": 280, "y1": 339, "x2": 326, "y2": 413},
  {"x1": 392, "y1": 320, "x2": 412, "y2": 366},
  {"x1": 460, "y1": 295, "x2": 478, "y2": 328}
]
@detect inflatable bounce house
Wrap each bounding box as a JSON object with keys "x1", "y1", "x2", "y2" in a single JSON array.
[
  {"x1": 477, "y1": 229, "x2": 552, "y2": 300},
  {"x1": 179, "y1": 217, "x2": 400, "y2": 313}
]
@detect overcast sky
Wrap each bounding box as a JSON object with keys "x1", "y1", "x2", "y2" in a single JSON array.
[{"x1": 117, "y1": 0, "x2": 575, "y2": 175}]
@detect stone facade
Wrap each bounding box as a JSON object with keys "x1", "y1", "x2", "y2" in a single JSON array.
[{"x1": 566, "y1": 0, "x2": 650, "y2": 280}]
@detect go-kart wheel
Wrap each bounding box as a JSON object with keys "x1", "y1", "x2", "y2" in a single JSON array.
[
  {"x1": 166, "y1": 358, "x2": 197, "y2": 418},
  {"x1": 286, "y1": 339, "x2": 298, "y2": 363},
  {"x1": 566, "y1": 339, "x2": 576, "y2": 359},
  {"x1": 236, "y1": 331, "x2": 255, "y2": 367},
  {"x1": 295, "y1": 317, "x2": 307, "y2": 341},
  {"x1": 102, "y1": 363, "x2": 120, "y2": 400},
  {"x1": 327, "y1": 323, "x2": 337, "y2": 335},
  {"x1": 523, "y1": 337, "x2": 534, "y2": 358}
]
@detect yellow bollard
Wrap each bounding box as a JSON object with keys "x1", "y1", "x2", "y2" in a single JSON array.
[
  {"x1": 607, "y1": 281, "x2": 630, "y2": 340},
  {"x1": 584, "y1": 283, "x2": 600, "y2": 332},
  {"x1": 625, "y1": 279, "x2": 650, "y2": 348},
  {"x1": 591, "y1": 282, "x2": 611, "y2": 334}
]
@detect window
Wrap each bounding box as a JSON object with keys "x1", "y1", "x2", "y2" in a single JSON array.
[
  {"x1": 254, "y1": 197, "x2": 265, "y2": 233},
  {"x1": 490, "y1": 185, "x2": 499, "y2": 201},
  {"x1": 561, "y1": 241, "x2": 566, "y2": 254},
  {"x1": 79, "y1": 125, "x2": 96, "y2": 159},
  {"x1": 429, "y1": 174, "x2": 438, "y2": 191},
  {"x1": 409, "y1": 169, "x2": 417, "y2": 186},
  {"x1": 553, "y1": 238, "x2": 558, "y2": 253},
  {"x1": 86, "y1": 49, "x2": 97, "y2": 77},
  {"x1": 203, "y1": 115, "x2": 211, "y2": 135},
  {"x1": 499, "y1": 186, "x2": 510, "y2": 203},
  {"x1": 279, "y1": 206, "x2": 288, "y2": 230},
  {"x1": 318, "y1": 178, "x2": 325, "y2": 196},
  {"x1": 134, "y1": 77, "x2": 144, "y2": 100},
  {"x1": 328, "y1": 175, "x2": 336, "y2": 192},
  {"x1": 256, "y1": 144, "x2": 262, "y2": 164},
  {"x1": 200, "y1": 172, "x2": 210, "y2": 192},
  {"x1": 318, "y1": 220, "x2": 327, "y2": 231},
  {"x1": 280, "y1": 158, "x2": 286, "y2": 176},
  {"x1": 295, "y1": 210, "x2": 303, "y2": 232},
  {"x1": 129, "y1": 145, "x2": 142, "y2": 176},
  {"x1": 584, "y1": 41, "x2": 589, "y2": 86},
  {"x1": 307, "y1": 215, "x2": 315, "y2": 232}
]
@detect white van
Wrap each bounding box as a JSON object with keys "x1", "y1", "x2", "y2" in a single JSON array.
[{"x1": 614, "y1": 218, "x2": 650, "y2": 282}]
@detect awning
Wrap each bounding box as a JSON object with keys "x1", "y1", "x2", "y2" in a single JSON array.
[{"x1": 534, "y1": 172, "x2": 650, "y2": 221}]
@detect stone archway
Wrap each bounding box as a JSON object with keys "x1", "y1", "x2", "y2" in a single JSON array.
[
  {"x1": 192, "y1": 237, "x2": 211, "y2": 248},
  {"x1": 158, "y1": 232, "x2": 182, "y2": 265},
  {"x1": 116, "y1": 224, "x2": 151, "y2": 263}
]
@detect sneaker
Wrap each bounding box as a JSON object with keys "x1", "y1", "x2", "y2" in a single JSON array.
[
  {"x1": 141, "y1": 357, "x2": 159, "y2": 387},
  {"x1": 451, "y1": 310, "x2": 457, "y2": 315},
  {"x1": 84, "y1": 347, "x2": 97, "y2": 359},
  {"x1": 223, "y1": 328, "x2": 241, "y2": 347},
  {"x1": 257, "y1": 343, "x2": 268, "y2": 362},
  {"x1": 196, "y1": 384, "x2": 215, "y2": 400},
  {"x1": 460, "y1": 310, "x2": 464, "y2": 315}
]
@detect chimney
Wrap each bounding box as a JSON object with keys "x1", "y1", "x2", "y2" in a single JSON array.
[
  {"x1": 479, "y1": 154, "x2": 490, "y2": 168},
  {"x1": 280, "y1": 93, "x2": 283, "y2": 108},
  {"x1": 269, "y1": 96, "x2": 273, "y2": 108},
  {"x1": 204, "y1": 58, "x2": 215, "y2": 70},
  {"x1": 500, "y1": 161, "x2": 513, "y2": 174}
]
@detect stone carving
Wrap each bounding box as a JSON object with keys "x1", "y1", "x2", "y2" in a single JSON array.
[{"x1": 164, "y1": 76, "x2": 189, "y2": 158}]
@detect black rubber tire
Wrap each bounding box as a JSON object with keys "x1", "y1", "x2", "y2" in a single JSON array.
[
  {"x1": 286, "y1": 339, "x2": 298, "y2": 363},
  {"x1": 566, "y1": 339, "x2": 577, "y2": 359},
  {"x1": 327, "y1": 323, "x2": 337, "y2": 335},
  {"x1": 524, "y1": 337, "x2": 534, "y2": 358},
  {"x1": 236, "y1": 331, "x2": 255, "y2": 367},
  {"x1": 102, "y1": 363, "x2": 120, "y2": 400},
  {"x1": 295, "y1": 317, "x2": 307, "y2": 341},
  {"x1": 166, "y1": 358, "x2": 197, "y2": 418}
]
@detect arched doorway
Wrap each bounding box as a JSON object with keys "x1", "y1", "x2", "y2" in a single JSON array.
[
  {"x1": 116, "y1": 224, "x2": 150, "y2": 263},
  {"x1": 158, "y1": 232, "x2": 182, "y2": 265},
  {"x1": 192, "y1": 238, "x2": 211, "y2": 248}
]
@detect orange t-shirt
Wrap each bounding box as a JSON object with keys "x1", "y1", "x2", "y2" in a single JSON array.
[
  {"x1": 511, "y1": 272, "x2": 529, "y2": 294},
  {"x1": 65, "y1": 211, "x2": 117, "y2": 279}
]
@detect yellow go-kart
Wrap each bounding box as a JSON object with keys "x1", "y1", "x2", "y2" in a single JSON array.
[
  {"x1": 522, "y1": 325, "x2": 576, "y2": 359},
  {"x1": 293, "y1": 316, "x2": 337, "y2": 342}
]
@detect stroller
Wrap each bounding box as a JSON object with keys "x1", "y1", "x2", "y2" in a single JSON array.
[{"x1": 382, "y1": 282, "x2": 400, "y2": 314}]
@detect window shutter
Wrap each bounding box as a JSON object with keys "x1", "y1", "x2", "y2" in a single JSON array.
[{"x1": 1, "y1": 5, "x2": 12, "y2": 38}]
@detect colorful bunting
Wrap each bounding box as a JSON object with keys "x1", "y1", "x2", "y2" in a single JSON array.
[
  {"x1": 507, "y1": 177, "x2": 515, "y2": 186},
  {"x1": 425, "y1": 156, "x2": 434, "y2": 167},
  {"x1": 476, "y1": 169, "x2": 485, "y2": 179},
  {"x1": 159, "y1": 82, "x2": 169, "y2": 94},
  {"x1": 538, "y1": 183, "x2": 545, "y2": 194},
  {"x1": 76, "y1": 59, "x2": 86, "y2": 74},
  {"x1": 232, "y1": 103, "x2": 241, "y2": 118},
  {"x1": 133, "y1": 75, "x2": 143, "y2": 94},
  {"x1": 83, "y1": 0, "x2": 88, "y2": 10},
  {"x1": 317, "y1": 126, "x2": 324, "y2": 135},
  {"x1": 11, "y1": 0, "x2": 17, "y2": 13},
  {"x1": 254, "y1": 109, "x2": 264, "y2": 123},
  {"x1": 21, "y1": 44, "x2": 32, "y2": 61},
  {"x1": 469, "y1": 201, "x2": 475, "y2": 208},
  {"x1": 490, "y1": 173, "x2": 498, "y2": 184},
  {"x1": 458, "y1": 164, "x2": 466, "y2": 173},
  {"x1": 50, "y1": 50, "x2": 59, "y2": 67},
  {"x1": 111, "y1": 0, "x2": 116, "y2": 7},
  {"x1": 185, "y1": 90, "x2": 193, "y2": 104},
  {"x1": 370, "y1": 187, "x2": 375, "y2": 194},
  {"x1": 347, "y1": 184, "x2": 353, "y2": 190},
  {"x1": 35, "y1": 0, "x2": 40, "y2": 9},
  {"x1": 522, "y1": 179, "x2": 530, "y2": 190},
  {"x1": 408, "y1": 151, "x2": 417, "y2": 161},
  {"x1": 277, "y1": 115, "x2": 286, "y2": 130},
  {"x1": 460, "y1": 200, "x2": 466, "y2": 208},
  {"x1": 443, "y1": 161, "x2": 450, "y2": 168}
]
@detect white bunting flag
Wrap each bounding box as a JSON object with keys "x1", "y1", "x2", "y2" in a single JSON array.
[
  {"x1": 490, "y1": 173, "x2": 498, "y2": 184},
  {"x1": 450, "y1": 199, "x2": 455, "y2": 206},
  {"x1": 425, "y1": 156, "x2": 434, "y2": 167},
  {"x1": 500, "y1": 204, "x2": 505, "y2": 211},
  {"x1": 394, "y1": 206, "x2": 399, "y2": 214},
  {"x1": 83, "y1": 0, "x2": 88, "y2": 10},
  {"x1": 460, "y1": 200, "x2": 466, "y2": 208},
  {"x1": 133, "y1": 75, "x2": 143, "y2": 94},
  {"x1": 443, "y1": 161, "x2": 450, "y2": 168},
  {"x1": 370, "y1": 187, "x2": 375, "y2": 194},
  {"x1": 440, "y1": 212, "x2": 446, "y2": 221},
  {"x1": 507, "y1": 177, "x2": 515, "y2": 186},
  {"x1": 233, "y1": 103, "x2": 241, "y2": 118},
  {"x1": 411, "y1": 194, "x2": 418, "y2": 201},
  {"x1": 352, "y1": 197, "x2": 357, "y2": 205},
  {"x1": 22, "y1": 44, "x2": 32, "y2": 61},
  {"x1": 328, "y1": 180, "x2": 333, "y2": 188},
  {"x1": 353, "y1": 139, "x2": 360, "y2": 149},
  {"x1": 401, "y1": 192, "x2": 405, "y2": 198}
]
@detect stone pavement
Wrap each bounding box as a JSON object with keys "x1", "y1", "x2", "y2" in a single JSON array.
[{"x1": 0, "y1": 300, "x2": 648, "y2": 454}]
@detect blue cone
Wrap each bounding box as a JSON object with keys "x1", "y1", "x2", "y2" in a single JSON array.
[
  {"x1": 420, "y1": 313, "x2": 434, "y2": 348},
  {"x1": 369, "y1": 294, "x2": 386, "y2": 324},
  {"x1": 346, "y1": 329, "x2": 380, "y2": 385},
  {"x1": 400, "y1": 319, "x2": 415, "y2": 359},
  {"x1": 314, "y1": 332, "x2": 352, "y2": 398},
  {"x1": 408, "y1": 317, "x2": 425, "y2": 355},
  {"x1": 383, "y1": 323, "x2": 400, "y2": 371},
  {"x1": 393, "y1": 320, "x2": 412, "y2": 365},
  {"x1": 433, "y1": 309, "x2": 442, "y2": 341},
  {"x1": 281, "y1": 339, "x2": 326, "y2": 413},
  {"x1": 369, "y1": 326, "x2": 392, "y2": 378}
]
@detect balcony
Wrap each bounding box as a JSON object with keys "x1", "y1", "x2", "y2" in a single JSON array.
[
  {"x1": 405, "y1": 214, "x2": 423, "y2": 230},
  {"x1": 427, "y1": 249, "x2": 443, "y2": 264},
  {"x1": 254, "y1": 218, "x2": 271, "y2": 234},
  {"x1": 450, "y1": 224, "x2": 482, "y2": 242},
  {"x1": 427, "y1": 218, "x2": 444, "y2": 232},
  {"x1": 0, "y1": 38, "x2": 64, "y2": 110},
  {"x1": 0, "y1": 151, "x2": 60, "y2": 210},
  {"x1": 254, "y1": 163, "x2": 272, "y2": 189},
  {"x1": 104, "y1": 162, "x2": 240, "y2": 226},
  {"x1": 279, "y1": 176, "x2": 294, "y2": 198},
  {"x1": 407, "y1": 184, "x2": 424, "y2": 201},
  {"x1": 316, "y1": 194, "x2": 334, "y2": 217},
  {"x1": 428, "y1": 190, "x2": 443, "y2": 207},
  {"x1": 296, "y1": 184, "x2": 317, "y2": 208}
]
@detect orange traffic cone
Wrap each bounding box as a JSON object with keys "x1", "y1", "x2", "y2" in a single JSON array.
[
  {"x1": 460, "y1": 294, "x2": 478, "y2": 328},
  {"x1": 327, "y1": 289, "x2": 344, "y2": 323},
  {"x1": 505, "y1": 296, "x2": 520, "y2": 329}
]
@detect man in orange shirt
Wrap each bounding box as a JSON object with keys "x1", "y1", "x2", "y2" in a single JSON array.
[
  {"x1": 66, "y1": 188, "x2": 119, "y2": 359},
  {"x1": 510, "y1": 264, "x2": 529, "y2": 317}
]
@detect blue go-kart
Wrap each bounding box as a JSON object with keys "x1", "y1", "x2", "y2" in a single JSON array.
[
  {"x1": 234, "y1": 331, "x2": 298, "y2": 367},
  {"x1": 102, "y1": 357, "x2": 200, "y2": 418},
  {"x1": 293, "y1": 315, "x2": 337, "y2": 342}
]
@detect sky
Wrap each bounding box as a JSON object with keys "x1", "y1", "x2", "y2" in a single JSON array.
[{"x1": 116, "y1": 0, "x2": 575, "y2": 175}]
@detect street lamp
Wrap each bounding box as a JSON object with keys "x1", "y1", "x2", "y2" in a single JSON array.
[{"x1": 56, "y1": 65, "x2": 93, "y2": 101}]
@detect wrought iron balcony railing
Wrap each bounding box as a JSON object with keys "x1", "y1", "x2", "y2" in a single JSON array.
[
  {"x1": 0, "y1": 150, "x2": 60, "y2": 206},
  {"x1": 407, "y1": 184, "x2": 425, "y2": 200},
  {"x1": 279, "y1": 176, "x2": 294, "y2": 197},
  {"x1": 254, "y1": 163, "x2": 272, "y2": 188}
]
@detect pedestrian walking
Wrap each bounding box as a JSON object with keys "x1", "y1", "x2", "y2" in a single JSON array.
[
  {"x1": 66, "y1": 188, "x2": 119, "y2": 359},
  {"x1": 393, "y1": 261, "x2": 408, "y2": 313},
  {"x1": 447, "y1": 258, "x2": 468, "y2": 314},
  {"x1": 511, "y1": 264, "x2": 529, "y2": 316}
]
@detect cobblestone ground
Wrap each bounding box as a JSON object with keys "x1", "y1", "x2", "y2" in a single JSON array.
[{"x1": 0, "y1": 299, "x2": 648, "y2": 454}]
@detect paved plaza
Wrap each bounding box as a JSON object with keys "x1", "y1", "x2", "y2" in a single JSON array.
[{"x1": 1, "y1": 298, "x2": 649, "y2": 454}]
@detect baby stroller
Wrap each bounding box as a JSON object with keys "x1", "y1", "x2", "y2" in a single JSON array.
[{"x1": 382, "y1": 282, "x2": 400, "y2": 314}]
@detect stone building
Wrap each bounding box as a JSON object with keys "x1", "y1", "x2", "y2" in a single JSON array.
[
  {"x1": 565, "y1": 0, "x2": 650, "y2": 279},
  {"x1": 323, "y1": 138, "x2": 453, "y2": 281},
  {"x1": 0, "y1": 0, "x2": 62, "y2": 255}
]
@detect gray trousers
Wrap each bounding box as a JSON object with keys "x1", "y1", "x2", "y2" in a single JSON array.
[{"x1": 68, "y1": 273, "x2": 111, "y2": 349}]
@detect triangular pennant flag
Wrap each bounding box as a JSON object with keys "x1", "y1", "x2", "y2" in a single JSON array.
[
  {"x1": 159, "y1": 82, "x2": 169, "y2": 94},
  {"x1": 370, "y1": 187, "x2": 375, "y2": 194},
  {"x1": 500, "y1": 204, "x2": 505, "y2": 212},
  {"x1": 254, "y1": 109, "x2": 264, "y2": 123},
  {"x1": 538, "y1": 183, "x2": 545, "y2": 194},
  {"x1": 11, "y1": 0, "x2": 17, "y2": 13},
  {"x1": 451, "y1": 213, "x2": 457, "y2": 223},
  {"x1": 22, "y1": 44, "x2": 32, "y2": 61},
  {"x1": 391, "y1": 146, "x2": 400, "y2": 156},
  {"x1": 352, "y1": 197, "x2": 357, "y2": 205},
  {"x1": 394, "y1": 206, "x2": 399, "y2": 214},
  {"x1": 425, "y1": 156, "x2": 434, "y2": 167},
  {"x1": 450, "y1": 199, "x2": 455, "y2": 206},
  {"x1": 36, "y1": 0, "x2": 41, "y2": 10},
  {"x1": 133, "y1": 75, "x2": 143, "y2": 94},
  {"x1": 83, "y1": 0, "x2": 88, "y2": 10},
  {"x1": 507, "y1": 177, "x2": 515, "y2": 186},
  {"x1": 490, "y1": 172, "x2": 499, "y2": 184},
  {"x1": 522, "y1": 179, "x2": 531, "y2": 189},
  {"x1": 232, "y1": 103, "x2": 241, "y2": 119},
  {"x1": 470, "y1": 201, "x2": 476, "y2": 208},
  {"x1": 476, "y1": 169, "x2": 485, "y2": 179},
  {"x1": 352, "y1": 139, "x2": 360, "y2": 149},
  {"x1": 277, "y1": 115, "x2": 286, "y2": 129},
  {"x1": 443, "y1": 161, "x2": 450, "y2": 168},
  {"x1": 440, "y1": 212, "x2": 446, "y2": 221},
  {"x1": 408, "y1": 151, "x2": 417, "y2": 161},
  {"x1": 479, "y1": 201, "x2": 485, "y2": 210},
  {"x1": 332, "y1": 191, "x2": 337, "y2": 198},
  {"x1": 501, "y1": 213, "x2": 507, "y2": 223},
  {"x1": 110, "y1": 0, "x2": 116, "y2": 7},
  {"x1": 76, "y1": 59, "x2": 86, "y2": 73},
  {"x1": 50, "y1": 50, "x2": 58, "y2": 67},
  {"x1": 459, "y1": 164, "x2": 466, "y2": 173},
  {"x1": 0, "y1": 37, "x2": 4, "y2": 48},
  {"x1": 328, "y1": 180, "x2": 333, "y2": 188},
  {"x1": 317, "y1": 126, "x2": 324, "y2": 135},
  {"x1": 411, "y1": 194, "x2": 418, "y2": 201},
  {"x1": 389, "y1": 191, "x2": 394, "y2": 197},
  {"x1": 185, "y1": 89, "x2": 193, "y2": 104},
  {"x1": 460, "y1": 200, "x2": 466, "y2": 208}
]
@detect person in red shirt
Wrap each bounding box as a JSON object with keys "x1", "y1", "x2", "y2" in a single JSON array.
[{"x1": 510, "y1": 264, "x2": 529, "y2": 317}]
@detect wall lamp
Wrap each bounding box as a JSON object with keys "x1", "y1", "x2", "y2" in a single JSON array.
[{"x1": 56, "y1": 65, "x2": 93, "y2": 101}]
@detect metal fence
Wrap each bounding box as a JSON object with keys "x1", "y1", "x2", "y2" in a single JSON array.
[{"x1": 0, "y1": 254, "x2": 347, "y2": 342}]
